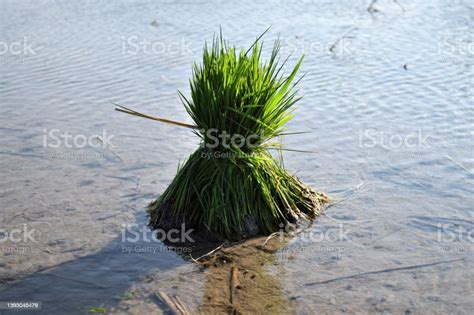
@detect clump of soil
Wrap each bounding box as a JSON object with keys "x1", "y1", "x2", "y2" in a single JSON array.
[
  {"x1": 149, "y1": 188, "x2": 330, "y2": 248},
  {"x1": 149, "y1": 192, "x2": 330, "y2": 313}
]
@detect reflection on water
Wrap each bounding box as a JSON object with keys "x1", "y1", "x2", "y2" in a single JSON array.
[{"x1": 0, "y1": 0, "x2": 472, "y2": 313}]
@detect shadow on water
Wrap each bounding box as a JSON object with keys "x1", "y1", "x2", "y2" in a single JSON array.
[
  {"x1": 0, "y1": 212, "x2": 295, "y2": 314},
  {"x1": 0, "y1": 212, "x2": 190, "y2": 314}
]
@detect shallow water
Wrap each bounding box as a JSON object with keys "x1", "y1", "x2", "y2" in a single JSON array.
[{"x1": 0, "y1": 0, "x2": 472, "y2": 313}]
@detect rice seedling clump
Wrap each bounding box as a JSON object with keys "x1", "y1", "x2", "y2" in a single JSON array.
[{"x1": 148, "y1": 34, "x2": 329, "y2": 240}]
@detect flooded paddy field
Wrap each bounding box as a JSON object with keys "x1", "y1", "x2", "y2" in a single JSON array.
[{"x1": 0, "y1": 0, "x2": 472, "y2": 313}]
